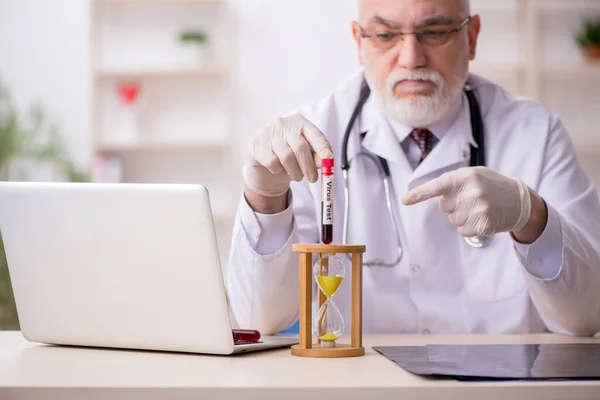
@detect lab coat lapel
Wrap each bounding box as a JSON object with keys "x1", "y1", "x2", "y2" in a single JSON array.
[
  {"x1": 342, "y1": 95, "x2": 411, "y2": 270},
  {"x1": 408, "y1": 93, "x2": 478, "y2": 190},
  {"x1": 358, "y1": 101, "x2": 413, "y2": 176}
]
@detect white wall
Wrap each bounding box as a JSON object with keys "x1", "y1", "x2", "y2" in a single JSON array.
[
  {"x1": 228, "y1": 0, "x2": 360, "y2": 154},
  {"x1": 0, "y1": 0, "x2": 92, "y2": 169}
]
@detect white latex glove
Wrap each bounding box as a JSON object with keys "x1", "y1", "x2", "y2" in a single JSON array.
[
  {"x1": 243, "y1": 114, "x2": 333, "y2": 197},
  {"x1": 401, "y1": 166, "x2": 532, "y2": 237}
]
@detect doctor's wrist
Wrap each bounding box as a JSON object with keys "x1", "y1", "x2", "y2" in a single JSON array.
[
  {"x1": 243, "y1": 185, "x2": 288, "y2": 215},
  {"x1": 512, "y1": 188, "x2": 548, "y2": 245}
]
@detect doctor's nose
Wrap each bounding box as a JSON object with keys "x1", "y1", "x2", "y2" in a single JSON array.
[{"x1": 396, "y1": 33, "x2": 427, "y2": 70}]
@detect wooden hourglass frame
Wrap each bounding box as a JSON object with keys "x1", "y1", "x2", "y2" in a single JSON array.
[{"x1": 290, "y1": 243, "x2": 366, "y2": 358}]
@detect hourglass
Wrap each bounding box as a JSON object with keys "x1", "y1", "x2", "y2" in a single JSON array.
[{"x1": 291, "y1": 243, "x2": 366, "y2": 358}]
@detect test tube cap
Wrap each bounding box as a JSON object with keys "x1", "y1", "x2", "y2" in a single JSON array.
[{"x1": 322, "y1": 158, "x2": 334, "y2": 168}]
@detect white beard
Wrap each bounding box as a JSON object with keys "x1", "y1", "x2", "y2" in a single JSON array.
[{"x1": 364, "y1": 67, "x2": 465, "y2": 128}]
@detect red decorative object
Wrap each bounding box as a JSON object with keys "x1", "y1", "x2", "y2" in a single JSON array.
[
  {"x1": 117, "y1": 82, "x2": 141, "y2": 105},
  {"x1": 112, "y1": 81, "x2": 142, "y2": 143},
  {"x1": 584, "y1": 45, "x2": 600, "y2": 63}
]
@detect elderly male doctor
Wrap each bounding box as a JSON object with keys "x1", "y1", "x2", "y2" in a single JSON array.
[{"x1": 227, "y1": 0, "x2": 600, "y2": 336}]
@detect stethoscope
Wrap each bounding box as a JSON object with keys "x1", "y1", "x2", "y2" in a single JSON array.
[{"x1": 340, "y1": 82, "x2": 489, "y2": 267}]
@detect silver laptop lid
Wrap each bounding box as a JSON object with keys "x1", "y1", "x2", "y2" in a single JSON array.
[{"x1": 0, "y1": 182, "x2": 235, "y2": 354}]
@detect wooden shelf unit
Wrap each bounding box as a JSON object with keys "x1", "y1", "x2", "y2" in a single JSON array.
[
  {"x1": 470, "y1": 0, "x2": 600, "y2": 158},
  {"x1": 90, "y1": 0, "x2": 237, "y2": 265},
  {"x1": 96, "y1": 138, "x2": 228, "y2": 153},
  {"x1": 95, "y1": 66, "x2": 227, "y2": 79}
]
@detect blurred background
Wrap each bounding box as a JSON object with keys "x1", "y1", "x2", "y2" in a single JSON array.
[{"x1": 0, "y1": 0, "x2": 599, "y2": 329}]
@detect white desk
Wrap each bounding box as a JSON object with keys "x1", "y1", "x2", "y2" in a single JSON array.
[{"x1": 1, "y1": 331, "x2": 599, "y2": 400}]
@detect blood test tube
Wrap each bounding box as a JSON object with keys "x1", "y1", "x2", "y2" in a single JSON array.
[
  {"x1": 321, "y1": 158, "x2": 334, "y2": 244},
  {"x1": 232, "y1": 329, "x2": 261, "y2": 343}
]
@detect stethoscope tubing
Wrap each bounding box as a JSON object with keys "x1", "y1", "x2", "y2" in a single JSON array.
[{"x1": 340, "y1": 81, "x2": 491, "y2": 267}]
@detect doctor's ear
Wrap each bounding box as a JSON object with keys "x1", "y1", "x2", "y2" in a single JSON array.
[
  {"x1": 467, "y1": 15, "x2": 481, "y2": 60},
  {"x1": 351, "y1": 21, "x2": 364, "y2": 65}
]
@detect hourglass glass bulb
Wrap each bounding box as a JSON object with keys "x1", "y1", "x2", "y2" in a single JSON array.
[
  {"x1": 313, "y1": 253, "x2": 347, "y2": 346},
  {"x1": 313, "y1": 254, "x2": 346, "y2": 298},
  {"x1": 314, "y1": 300, "x2": 344, "y2": 345}
]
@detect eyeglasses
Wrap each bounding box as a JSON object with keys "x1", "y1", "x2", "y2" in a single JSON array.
[{"x1": 358, "y1": 16, "x2": 472, "y2": 50}]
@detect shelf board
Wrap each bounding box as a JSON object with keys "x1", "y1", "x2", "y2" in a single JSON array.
[
  {"x1": 537, "y1": 0, "x2": 600, "y2": 11},
  {"x1": 575, "y1": 141, "x2": 600, "y2": 157},
  {"x1": 96, "y1": 139, "x2": 227, "y2": 152},
  {"x1": 469, "y1": 63, "x2": 524, "y2": 75},
  {"x1": 95, "y1": 0, "x2": 221, "y2": 4},
  {"x1": 95, "y1": 66, "x2": 226, "y2": 79},
  {"x1": 211, "y1": 211, "x2": 235, "y2": 224},
  {"x1": 541, "y1": 64, "x2": 600, "y2": 79}
]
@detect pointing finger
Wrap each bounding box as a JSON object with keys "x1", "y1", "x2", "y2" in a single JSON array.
[{"x1": 401, "y1": 172, "x2": 457, "y2": 206}]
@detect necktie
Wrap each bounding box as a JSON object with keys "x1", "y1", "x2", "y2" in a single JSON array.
[{"x1": 410, "y1": 128, "x2": 437, "y2": 163}]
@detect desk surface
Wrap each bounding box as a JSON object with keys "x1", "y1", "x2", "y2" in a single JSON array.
[{"x1": 1, "y1": 331, "x2": 599, "y2": 400}]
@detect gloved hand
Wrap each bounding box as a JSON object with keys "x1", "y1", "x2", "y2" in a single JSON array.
[
  {"x1": 401, "y1": 167, "x2": 532, "y2": 237},
  {"x1": 243, "y1": 114, "x2": 333, "y2": 197}
]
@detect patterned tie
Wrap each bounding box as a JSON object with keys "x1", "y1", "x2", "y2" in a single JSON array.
[{"x1": 410, "y1": 128, "x2": 437, "y2": 163}]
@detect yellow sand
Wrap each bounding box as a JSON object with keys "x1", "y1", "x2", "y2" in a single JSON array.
[
  {"x1": 316, "y1": 276, "x2": 343, "y2": 296},
  {"x1": 319, "y1": 333, "x2": 339, "y2": 342}
]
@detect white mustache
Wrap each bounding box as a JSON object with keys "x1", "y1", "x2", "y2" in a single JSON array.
[{"x1": 387, "y1": 69, "x2": 444, "y2": 90}]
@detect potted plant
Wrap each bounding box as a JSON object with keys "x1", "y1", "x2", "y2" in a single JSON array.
[
  {"x1": 0, "y1": 82, "x2": 87, "y2": 182},
  {"x1": 576, "y1": 19, "x2": 600, "y2": 63},
  {"x1": 178, "y1": 30, "x2": 210, "y2": 67},
  {"x1": 0, "y1": 79, "x2": 87, "y2": 330}
]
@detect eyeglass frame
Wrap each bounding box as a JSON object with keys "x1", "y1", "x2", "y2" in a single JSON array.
[{"x1": 356, "y1": 15, "x2": 473, "y2": 48}]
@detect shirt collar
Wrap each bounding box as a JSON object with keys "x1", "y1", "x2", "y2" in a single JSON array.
[{"x1": 386, "y1": 92, "x2": 464, "y2": 143}]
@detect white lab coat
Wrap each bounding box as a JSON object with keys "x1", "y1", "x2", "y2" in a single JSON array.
[{"x1": 226, "y1": 71, "x2": 600, "y2": 336}]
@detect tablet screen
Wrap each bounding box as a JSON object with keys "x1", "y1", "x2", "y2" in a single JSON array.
[{"x1": 373, "y1": 343, "x2": 600, "y2": 380}]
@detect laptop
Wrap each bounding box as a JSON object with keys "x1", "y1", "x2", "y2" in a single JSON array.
[{"x1": 0, "y1": 181, "x2": 298, "y2": 355}]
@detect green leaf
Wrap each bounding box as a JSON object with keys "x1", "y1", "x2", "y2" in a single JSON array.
[
  {"x1": 0, "y1": 230, "x2": 20, "y2": 330},
  {"x1": 179, "y1": 31, "x2": 208, "y2": 43},
  {"x1": 0, "y1": 78, "x2": 89, "y2": 182},
  {"x1": 576, "y1": 19, "x2": 600, "y2": 46}
]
